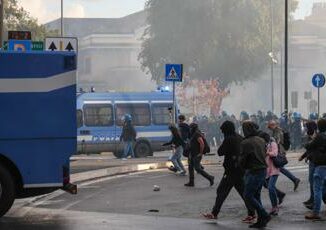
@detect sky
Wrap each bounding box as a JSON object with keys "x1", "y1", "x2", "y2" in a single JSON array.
[{"x1": 18, "y1": 0, "x2": 317, "y2": 24}]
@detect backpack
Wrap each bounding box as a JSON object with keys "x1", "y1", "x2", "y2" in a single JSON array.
[
  {"x1": 187, "y1": 132, "x2": 210, "y2": 155},
  {"x1": 282, "y1": 131, "x2": 291, "y2": 151},
  {"x1": 271, "y1": 151, "x2": 288, "y2": 168},
  {"x1": 201, "y1": 134, "x2": 211, "y2": 154}
]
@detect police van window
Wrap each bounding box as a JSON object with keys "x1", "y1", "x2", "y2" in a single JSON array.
[
  {"x1": 84, "y1": 104, "x2": 113, "y2": 127},
  {"x1": 77, "y1": 110, "x2": 83, "y2": 128},
  {"x1": 152, "y1": 104, "x2": 172, "y2": 125},
  {"x1": 116, "y1": 103, "x2": 150, "y2": 126}
]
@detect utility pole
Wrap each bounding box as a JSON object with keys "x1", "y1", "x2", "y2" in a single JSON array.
[
  {"x1": 61, "y1": 0, "x2": 63, "y2": 36},
  {"x1": 0, "y1": 0, "x2": 4, "y2": 49},
  {"x1": 284, "y1": 0, "x2": 289, "y2": 112}
]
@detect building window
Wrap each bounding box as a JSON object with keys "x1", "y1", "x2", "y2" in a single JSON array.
[
  {"x1": 116, "y1": 103, "x2": 150, "y2": 126},
  {"x1": 83, "y1": 104, "x2": 113, "y2": 127}
]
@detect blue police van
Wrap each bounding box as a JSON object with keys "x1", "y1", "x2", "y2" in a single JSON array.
[
  {"x1": 77, "y1": 91, "x2": 175, "y2": 158},
  {"x1": 0, "y1": 51, "x2": 77, "y2": 217}
]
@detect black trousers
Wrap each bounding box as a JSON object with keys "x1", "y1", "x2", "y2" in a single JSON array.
[
  {"x1": 188, "y1": 155, "x2": 213, "y2": 183},
  {"x1": 212, "y1": 171, "x2": 255, "y2": 216}
]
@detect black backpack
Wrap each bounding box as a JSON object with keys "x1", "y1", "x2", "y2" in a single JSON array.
[
  {"x1": 283, "y1": 131, "x2": 291, "y2": 151},
  {"x1": 201, "y1": 134, "x2": 211, "y2": 154}
]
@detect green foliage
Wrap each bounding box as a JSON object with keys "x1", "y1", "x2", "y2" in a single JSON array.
[
  {"x1": 3, "y1": 0, "x2": 58, "y2": 41},
  {"x1": 139, "y1": 0, "x2": 298, "y2": 86}
]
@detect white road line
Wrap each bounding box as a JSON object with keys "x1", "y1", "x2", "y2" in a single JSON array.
[{"x1": 149, "y1": 174, "x2": 171, "y2": 179}]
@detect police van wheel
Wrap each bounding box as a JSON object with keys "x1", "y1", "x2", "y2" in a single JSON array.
[
  {"x1": 135, "y1": 142, "x2": 152, "y2": 158},
  {"x1": 113, "y1": 151, "x2": 124, "y2": 159},
  {"x1": 0, "y1": 163, "x2": 16, "y2": 217}
]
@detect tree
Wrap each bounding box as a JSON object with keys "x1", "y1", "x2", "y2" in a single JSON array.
[
  {"x1": 139, "y1": 0, "x2": 298, "y2": 87},
  {"x1": 3, "y1": 0, "x2": 58, "y2": 41}
]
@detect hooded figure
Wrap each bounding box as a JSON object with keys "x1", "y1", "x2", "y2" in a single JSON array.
[
  {"x1": 185, "y1": 123, "x2": 214, "y2": 187},
  {"x1": 240, "y1": 121, "x2": 266, "y2": 171},
  {"x1": 242, "y1": 121, "x2": 259, "y2": 138},
  {"x1": 219, "y1": 121, "x2": 243, "y2": 172},
  {"x1": 202, "y1": 120, "x2": 255, "y2": 221},
  {"x1": 240, "y1": 121, "x2": 271, "y2": 228}
]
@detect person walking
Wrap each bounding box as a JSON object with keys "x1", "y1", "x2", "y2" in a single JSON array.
[
  {"x1": 202, "y1": 121, "x2": 256, "y2": 223},
  {"x1": 305, "y1": 118, "x2": 326, "y2": 220},
  {"x1": 240, "y1": 121, "x2": 271, "y2": 228},
  {"x1": 299, "y1": 120, "x2": 318, "y2": 209},
  {"x1": 268, "y1": 120, "x2": 301, "y2": 191},
  {"x1": 120, "y1": 114, "x2": 136, "y2": 159},
  {"x1": 260, "y1": 132, "x2": 285, "y2": 216},
  {"x1": 184, "y1": 123, "x2": 214, "y2": 187},
  {"x1": 178, "y1": 114, "x2": 191, "y2": 143},
  {"x1": 163, "y1": 124, "x2": 187, "y2": 175}
]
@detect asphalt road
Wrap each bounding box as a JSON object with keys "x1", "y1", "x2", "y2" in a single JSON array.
[{"x1": 2, "y1": 158, "x2": 326, "y2": 230}]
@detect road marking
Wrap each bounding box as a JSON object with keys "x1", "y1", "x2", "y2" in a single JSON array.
[{"x1": 149, "y1": 174, "x2": 171, "y2": 179}]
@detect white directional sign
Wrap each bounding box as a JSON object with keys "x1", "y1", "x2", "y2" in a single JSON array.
[{"x1": 45, "y1": 37, "x2": 78, "y2": 52}]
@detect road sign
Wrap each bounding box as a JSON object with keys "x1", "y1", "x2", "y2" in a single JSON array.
[
  {"x1": 3, "y1": 41, "x2": 43, "y2": 51},
  {"x1": 8, "y1": 40, "x2": 32, "y2": 52},
  {"x1": 312, "y1": 73, "x2": 325, "y2": 117},
  {"x1": 32, "y1": 41, "x2": 44, "y2": 51},
  {"x1": 45, "y1": 37, "x2": 78, "y2": 52},
  {"x1": 165, "y1": 64, "x2": 183, "y2": 82},
  {"x1": 312, "y1": 73, "x2": 325, "y2": 88}
]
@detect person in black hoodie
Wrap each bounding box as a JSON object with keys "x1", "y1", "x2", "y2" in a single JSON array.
[
  {"x1": 202, "y1": 121, "x2": 256, "y2": 223},
  {"x1": 240, "y1": 121, "x2": 271, "y2": 229},
  {"x1": 184, "y1": 123, "x2": 214, "y2": 187},
  {"x1": 305, "y1": 118, "x2": 326, "y2": 220}
]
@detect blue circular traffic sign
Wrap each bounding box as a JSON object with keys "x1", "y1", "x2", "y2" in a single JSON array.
[{"x1": 312, "y1": 73, "x2": 326, "y2": 88}]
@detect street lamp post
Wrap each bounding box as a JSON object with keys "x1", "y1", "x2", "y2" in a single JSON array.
[
  {"x1": 0, "y1": 0, "x2": 4, "y2": 48},
  {"x1": 284, "y1": 0, "x2": 289, "y2": 112},
  {"x1": 270, "y1": 0, "x2": 274, "y2": 113}
]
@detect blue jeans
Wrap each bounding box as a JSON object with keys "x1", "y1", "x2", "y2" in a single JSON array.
[
  {"x1": 313, "y1": 166, "x2": 326, "y2": 215},
  {"x1": 171, "y1": 146, "x2": 185, "y2": 172},
  {"x1": 268, "y1": 175, "x2": 279, "y2": 208},
  {"x1": 280, "y1": 167, "x2": 298, "y2": 183},
  {"x1": 244, "y1": 169, "x2": 269, "y2": 220},
  {"x1": 123, "y1": 141, "x2": 134, "y2": 158}
]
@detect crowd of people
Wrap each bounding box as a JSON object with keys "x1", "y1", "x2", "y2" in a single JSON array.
[
  {"x1": 164, "y1": 112, "x2": 326, "y2": 228},
  {"x1": 194, "y1": 110, "x2": 326, "y2": 151}
]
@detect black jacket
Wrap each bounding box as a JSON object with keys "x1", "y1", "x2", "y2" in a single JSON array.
[
  {"x1": 178, "y1": 123, "x2": 190, "y2": 141},
  {"x1": 120, "y1": 123, "x2": 136, "y2": 142},
  {"x1": 218, "y1": 121, "x2": 244, "y2": 173},
  {"x1": 305, "y1": 132, "x2": 326, "y2": 166},
  {"x1": 163, "y1": 135, "x2": 185, "y2": 148},
  {"x1": 190, "y1": 131, "x2": 203, "y2": 156},
  {"x1": 218, "y1": 134, "x2": 244, "y2": 173},
  {"x1": 239, "y1": 122, "x2": 267, "y2": 172}
]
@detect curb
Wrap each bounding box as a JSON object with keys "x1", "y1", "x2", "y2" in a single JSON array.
[
  {"x1": 71, "y1": 152, "x2": 301, "y2": 184},
  {"x1": 71, "y1": 159, "x2": 221, "y2": 183}
]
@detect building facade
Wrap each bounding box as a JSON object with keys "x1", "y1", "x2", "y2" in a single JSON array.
[{"x1": 46, "y1": 11, "x2": 155, "y2": 92}]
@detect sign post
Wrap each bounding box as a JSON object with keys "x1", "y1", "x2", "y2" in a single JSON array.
[
  {"x1": 165, "y1": 64, "x2": 183, "y2": 124},
  {"x1": 312, "y1": 73, "x2": 326, "y2": 117}
]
